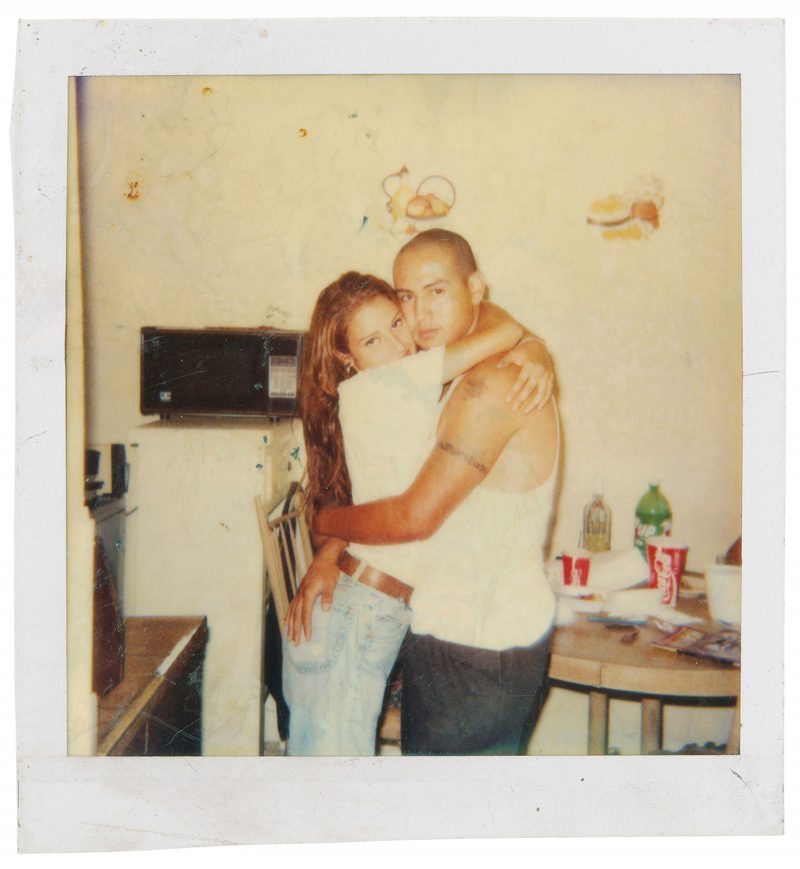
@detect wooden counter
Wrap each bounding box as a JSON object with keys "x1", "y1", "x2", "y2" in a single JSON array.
[{"x1": 97, "y1": 616, "x2": 209, "y2": 756}]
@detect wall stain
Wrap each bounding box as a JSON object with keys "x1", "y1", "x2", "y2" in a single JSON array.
[
  {"x1": 360, "y1": 216, "x2": 368, "y2": 231},
  {"x1": 348, "y1": 111, "x2": 358, "y2": 119},
  {"x1": 264, "y1": 303, "x2": 290, "y2": 325},
  {"x1": 125, "y1": 180, "x2": 140, "y2": 201},
  {"x1": 298, "y1": 128, "x2": 308, "y2": 138},
  {"x1": 202, "y1": 87, "x2": 213, "y2": 96}
]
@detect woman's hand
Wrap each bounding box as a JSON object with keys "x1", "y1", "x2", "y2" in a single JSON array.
[
  {"x1": 496, "y1": 336, "x2": 555, "y2": 413},
  {"x1": 285, "y1": 539, "x2": 345, "y2": 645}
]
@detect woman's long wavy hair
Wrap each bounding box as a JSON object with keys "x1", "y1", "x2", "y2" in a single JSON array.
[{"x1": 299, "y1": 271, "x2": 399, "y2": 529}]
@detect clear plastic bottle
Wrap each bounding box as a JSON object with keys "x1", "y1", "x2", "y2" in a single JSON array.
[
  {"x1": 581, "y1": 477, "x2": 611, "y2": 553},
  {"x1": 634, "y1": 480, "x2": 672, "y2": 558}
]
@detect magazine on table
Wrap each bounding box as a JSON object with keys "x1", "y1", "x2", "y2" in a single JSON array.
[{"x1": 651, "y1": 626, "x2": 741, "y2": 667}]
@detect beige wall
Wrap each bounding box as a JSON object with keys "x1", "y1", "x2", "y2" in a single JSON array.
[
  {"x1": 78, "y1": 73, "x2": 741, "y2": 571},
  {"x1": 75, "y1": 73, "x2": 741, "y2": 755}
]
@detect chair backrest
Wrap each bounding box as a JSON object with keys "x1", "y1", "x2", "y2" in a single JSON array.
[{"x1": 255, "y1": 484, "x2": 313, "y2": 630}]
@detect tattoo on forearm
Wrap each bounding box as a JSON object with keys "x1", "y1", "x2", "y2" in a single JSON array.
[
  {"x1": 436, "y1": 440, "x2": 488, "y2": 473},
  {"x1": 463, "y1": 377, "x2": 487, "y2": 400}
]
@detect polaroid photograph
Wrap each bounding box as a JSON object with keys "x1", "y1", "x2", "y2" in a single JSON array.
[{"x1": 13, "y1": 16, "x2": 785, "y2": 854}]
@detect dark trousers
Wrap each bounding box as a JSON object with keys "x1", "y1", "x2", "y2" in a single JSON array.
[
  {"x1": 264, "y1": 600, "x2": 290, "y2": 742},
  {"x1": 400, "y1": 629, "x2": 552, "y2": 755}
]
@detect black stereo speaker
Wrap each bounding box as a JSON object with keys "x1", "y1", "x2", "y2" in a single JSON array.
[{"x1": 111, "y1": 443, "x2": 128, "y2": 498}]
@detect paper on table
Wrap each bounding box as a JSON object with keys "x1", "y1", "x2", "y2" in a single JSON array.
[
  {"x1": 554, "y1": 596, "x2": 603, "y2": 625},
  {"x1": 650, "y1": 610, "x2": 704, "y2": 628},
  {"x1": 604, "y1": 588, "x2": 661, "y2": 614},
  {"x1": 604, "y1": 588, "x2": 703, "y2": 625},
  {"x1": 548, "y1": 548, "x2": 648, "y2": 598},
  {"x1": 587, "y1": 548, "x2": 650, "y2": 592},
  {"x1": 554, "y1": 598, "x2": 577, "y2": 626}
]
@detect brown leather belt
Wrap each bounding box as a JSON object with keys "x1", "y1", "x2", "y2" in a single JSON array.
[{"x1": 337, "y1": 551, "x2": 413, "y2": 606}]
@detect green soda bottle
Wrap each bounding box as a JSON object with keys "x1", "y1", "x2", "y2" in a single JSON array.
[{"x1": 634, "y1": 481, "x2": 672, "y2": 558}]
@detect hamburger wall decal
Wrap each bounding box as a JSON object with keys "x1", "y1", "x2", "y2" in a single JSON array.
[{"x1": 587, "y1": 175, "x2": 664, "y2": 241}]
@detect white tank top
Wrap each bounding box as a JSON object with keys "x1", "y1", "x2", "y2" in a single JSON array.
[{"x1": 410, "y1": 380, "x2": 559, "y2": 651}]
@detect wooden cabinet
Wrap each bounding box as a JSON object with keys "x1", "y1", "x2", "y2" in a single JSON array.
[{"x1": 97, "y1": 616, "x2": 209, "y2": 756}]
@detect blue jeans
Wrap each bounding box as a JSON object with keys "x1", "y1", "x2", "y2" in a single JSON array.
[{"x1": 282, "y1": 570, "x2": 411, "y2": 756}]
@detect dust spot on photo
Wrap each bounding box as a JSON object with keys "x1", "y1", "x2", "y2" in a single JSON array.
[{"x1": 264, "y1": 304, "x2": 290, "y2": 326}]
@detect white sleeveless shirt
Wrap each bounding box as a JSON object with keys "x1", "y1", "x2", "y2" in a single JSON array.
[{"x1": 409, "y1": 383, "x2": 559, "y2": 651}]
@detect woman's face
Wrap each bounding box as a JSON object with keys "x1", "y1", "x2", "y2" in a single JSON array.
[{"x1": 343, "y1": 295, "x2": 416, "y2": 371}]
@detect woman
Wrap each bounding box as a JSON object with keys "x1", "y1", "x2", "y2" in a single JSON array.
[{"x1": 283, "y1": 271, "x2": 546, "y2": 755}]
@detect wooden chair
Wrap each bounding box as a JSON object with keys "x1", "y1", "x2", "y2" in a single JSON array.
[{"x1": 255, "y1": 482, "x2": 313, "y2": 633}]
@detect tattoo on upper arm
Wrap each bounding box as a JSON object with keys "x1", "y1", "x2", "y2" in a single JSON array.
[
  {"x1": 436, "y1": 440, "x2": 488, "y2": 474},
  {"x1": 463, "y1": 377, "x2": 487, "y2": 400}
]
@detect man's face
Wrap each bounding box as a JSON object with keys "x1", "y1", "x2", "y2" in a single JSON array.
[{"x1": 393, "y1": 246, "x2": 481, "y2": 349}]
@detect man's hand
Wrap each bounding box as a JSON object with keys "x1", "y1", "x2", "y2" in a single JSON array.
[
  {"x1": 285, "y1": 539, "x2": 346, "y2": 645},
  {"x1": 496, "y1": 337, "x2": 555, "y2": 413}
]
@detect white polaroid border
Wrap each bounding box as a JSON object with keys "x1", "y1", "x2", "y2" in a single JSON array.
[{"x1": 14, "y1": 17, "x2": 785, "y2": 853}]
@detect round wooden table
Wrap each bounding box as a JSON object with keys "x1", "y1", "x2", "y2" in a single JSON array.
[{"x1": 549, "y1": 597, "x2": 740, "y2": 754}]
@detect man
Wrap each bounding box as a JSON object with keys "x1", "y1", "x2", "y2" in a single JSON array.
[{"x1": 293, "y1": 229, "x2": 559, "y2": 754}]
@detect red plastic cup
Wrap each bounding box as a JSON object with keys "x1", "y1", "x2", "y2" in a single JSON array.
[
  {"x1": 562, "y1": 550, "x2": 591, "y2": 587},
  {"x1": 647, "y1": 537, "x2": 688, "y2": 607}
]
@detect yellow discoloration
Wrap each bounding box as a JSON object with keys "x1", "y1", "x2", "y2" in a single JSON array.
[{"x1": 603, "y1": 222, "x2": 644, "y2": 241}]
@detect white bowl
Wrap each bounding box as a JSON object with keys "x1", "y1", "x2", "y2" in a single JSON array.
[{"x1": 705, "y1": 564, "x2": 742, "y2": 627}]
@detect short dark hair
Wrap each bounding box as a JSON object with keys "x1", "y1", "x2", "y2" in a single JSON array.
[{"x1": 395, "y1": 229, "x2": 478, "y2": 278}]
